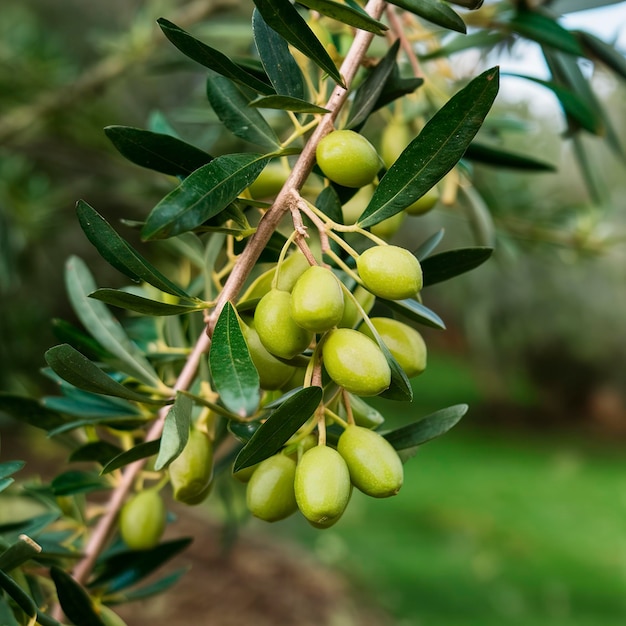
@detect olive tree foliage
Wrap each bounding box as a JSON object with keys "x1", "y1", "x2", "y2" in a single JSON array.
[{"x1": 0, "y1": 0, "x2": 624, "y2": 623}]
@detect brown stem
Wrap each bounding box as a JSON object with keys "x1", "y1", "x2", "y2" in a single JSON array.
[{"x1": 65, "y1": 0, "x2": 387, "y2": 602}]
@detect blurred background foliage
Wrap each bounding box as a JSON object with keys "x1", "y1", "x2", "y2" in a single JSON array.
[{"x1": 1, "y1": 0, "x2": 626, "y2": 624}]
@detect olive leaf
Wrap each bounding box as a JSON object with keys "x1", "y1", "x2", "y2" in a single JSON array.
[
  {"x1": 101, "y1": 440, "x2": 161, "y2": 475},
  {"x1": 249, "y1": 95, "x2": 329, "y2": 114},
  {"x1": 154, "y1": 391, "x2": 193, "y2": 470},
  {"x1": 388, "y1": 0, "x2": 466, "y2": 34},
  {"x1": 358, "y1": 67, "x2": 499, "y2": 228},
  {"x1": 89, "y1": 289, "x2": 204, "y2": 316},
  {"x1": 509, "y1": 9, "x2": 583, "y2": 57},
  {"x1": 50, "y1": 566, "x2": 106, "y2": 626},
  {"x1": 421, "y1": 247, "x2": 493, "y2": 287},
  {"x1": 295, "y1": 0, "x2": 388, "y2": 35}
]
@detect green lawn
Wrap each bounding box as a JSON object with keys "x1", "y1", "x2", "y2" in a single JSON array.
[{"x1": 257, "y1": 354, "x2": 626, "y2": 625}]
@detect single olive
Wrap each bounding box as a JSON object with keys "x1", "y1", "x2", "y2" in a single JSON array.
[
  {"x1": 322, "y1": 328, "x2": 391, "y2": 396},
  {"x1": 359, "y1": 317, "x2": 427, "y2": 378},
  {"x1": 380, "y1": 120, "x2": 411, "y2": 169},
  {"x1": 316, "y1": 130, "x2": 380, "y2": 188},
  {"x1": 370, "y1": 210, "x2": 406, "y2": 240},
  {"x1": 337, "y1": 425, "x2": 403, "y2": 498},
  {"x1": 276, "y1": 252, "x2": 311, "y2": 292},
  {"x1": 246, "y1": 454, "x2": 298, "y2": 522},
  {"x1": 248, "y1": 162, "x2": 290, "y2": 199},
  {"x1": 290, "y1": 266, "x2": 344, "y2": 332},
  {"x1": 254, "y1": 289, "x2": 313, "y2": 360},
  {"x1": 119, "y1": 490, "x2": 166, "y2": 551},
  {"x1": 356, "y1": 245, "x2": 422, "y2": 300},
  {"x1": 295, "y1": 445, "x2": 351, "y2": 528},
  {"x1": 405, "y1": 186, "x2": 439, "y2": 216},
  {"x1": 169, "y1": 428, "x2": 214, "y2": 505},
  {"x1": 232, "y1": 461, "x2": 260, "y2": 484}
]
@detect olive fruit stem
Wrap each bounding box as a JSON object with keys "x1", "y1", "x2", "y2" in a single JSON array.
[
  {"x1": 324, "y1": 249, "x2": 362, "y2": 286},
  {"x1": 342, "y1": 389, "x2": 356, "y2": 425},
  {"x1": 323, "y1": 407, "x2": 349, "y2": 430}
]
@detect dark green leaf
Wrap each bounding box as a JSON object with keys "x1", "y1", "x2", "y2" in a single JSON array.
[
  {"x1": 315, "y1": 186, "x2": 343, "y2": 224},
  {"x1": 108, "y1": 567, "x2": 188, "y2": 603},
  {"x1": 65, "y1": 257, "x2": 162, "y2": 388},
  {"x1": 509, "y1": 9, "x2": 583, "y2": 57},
  {"x1": 0, "y1": 393, "x2": 67, "y2": 431},
  {"x1": 347, "y1": 40, "x2": 400, "y2": 130},
  {"x1": 141, "y1": 153, "x2": 270, "y2": 240},
  {"x1": 0, "y1": 536, "x2": 42, "y2": 571},
  {"x1": 384, "y1": 403, "x2": 468, "y2": 460},
  {"x1": 209, "y1": 303, "x2": 260, "y2": 418},
  {"x1": 90, "y1": 538, "x2": 192, "y2": 593},
  {"x1": 388, "y1": 0, "x2": 466, "y2": 34},
  {"x1": 77, "y1": 201, "x2": 191, "y2": 299},
  {"x1": 206, "y1": 75, "x2": 280, "y2": 150},
  {"x1": 0, "y1": 513, "x2": 60, "y2": 542},
  {"x1": 43, "y1": 390, "x2": 142, "y2": 420},
  {"x1": 253, "y1": 9, "x2": 306, "y2": 99},
  {"x1": 0, "y1": 461, "x2": 25, "y2": 481},
  {"x1": 52, "y1": 318, "x2": 111, "y2": 362},
  {"x1": 45, "y1": 344, "x2": 168, "y2": 405},
  {"x1": 100, "y1": 440, "x2": 161, "y2": 475},
  {"x1": 89, "y1": 289, "x2": 203, "y2": 316},
  {"x1": 228, "y1": 420, "x2": 260, "y2": 443},
  {"x1": 384, "y1": 298, "x2": 446, "y2": 330},
  {"x1": 422, "y1": 247, "x2": 493, "y2": 287},
  {"x1": 233, "y1": 386, "x2": 322, "y2": 472},
  {"x1": 103, "y1": 126, "x2": 212, "y2": 176},
  {"x1": 464, "y1": 142, "x2": 556, "y2": 171},
  {"x1": 296, "y1": 0, "x2": 388, "y2": 35},
  {"x1": 575, "y1": 29, "x2": 626, "y2": 81},
  {"x1": 157, "y1": 18, "x2": 274, "y2": 95},
  {"x1": 505, "y1": 73, "x2": 601, "y2": 134},
  {"x1": 249, "y1": 95, "x2": 329, "y2": 114},
  {"x1": 252, "y1": 0, "x2": 344, "y2": 86},
  {"x1": 50, "y1": 566, "x2": 106, "y2": 626},
  {"x1": 447, "y1": 0, "x2": 483, "y2": 7},
  {"x1": 51, "y1": 470, "x2": 110, "y2": 496},
  {"x1": 0, "y1": 570, "x2": 37, "y2": 618},
  {"x1": 414, "y1": 229, "x2": 445, "y2": 260},
  {"x1": 155, "y1": 392, "x2": 192, "y2": 470},
  {"x1": 373, "y1": 65, "x2": 424, "y2": 111},
  {"x1": 69, "y1": 442, "x2": 123, "y2": 465},
  {"x1": 359, "y1": 67, "x2": 499, "y2": 227}
]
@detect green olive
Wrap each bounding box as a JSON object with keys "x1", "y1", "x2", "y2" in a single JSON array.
[
  {"x1": 405, "y1": 186, "x2": 439, "y2": 216},
  {"x1": 322, "y1": 328, "x2": 391, "y2": 396},
  {"x1": 246, "y1": 454, "x2": 298, "y2": 522},
  {"x1": 356, "y1": 245, "x2": 422, "y2": 300},
  {"x1": 337, "y1": 425, "x2": 403, "y2": 498},
  {"x1": 370, "y1": 210, "x2": 406, "y2": 240},
  {"x1": 119, "y1": 490, "x2": 166, "y2": 551},
  {"x1": 254, "y1": 289, "x2": 313, "y2": 359},
  {"x1": 276, "y1": 252, "x2": 311, "y2": 292},
  {"x1": 290, "y1": 266, "x2": 344, "y2": 332},
  {"x1": 316, "y1": 130, "x2": 380, "y2": 188},
  {"x1": 241, "y1": 322, "x2": 296, "y2": 390},
  {"x1": 359, "y1": 317, "x2": 427, "y2": 378},
  {"x1": 248, "y1": 162, "x2": 290, "y2": 199},
  {"x1": 295, "y1": 445, "x2": 351, "y2": 528},
  {"x1": 169, "y1": 428, "x2": 214, "y2": 505},
  {"x1": 380, "y1": 121, "x2": 411, "y2": 169}
]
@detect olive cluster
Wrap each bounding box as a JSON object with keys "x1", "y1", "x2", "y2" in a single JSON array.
[{"x1": 243, "y1": 424, "x2": 403, "y2": 527}]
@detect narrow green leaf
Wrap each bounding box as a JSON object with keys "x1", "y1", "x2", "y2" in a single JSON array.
[
  {"x1": 89, "y1": 289, "x2": 203, "y2": 316},
  {"x1": 233, "y1": 386, "x2": 322, "y2": 472},
  {"x1": 359, "y1": 67, "x2": 499, "y2": 228},
  {"x1": 509, "y1": 9, "x2": 583, "y2": 57},
  {"x1": 0, "y1": 570, "x2": 37, "y2": 618},
  {"x1": 209, "y1": 302, "x2": 260, "y2": 418},
  {"x1": 347, "y1": 40, "x2": 400, "y2": 130},
  {"x1": 421, "y1": 247, "x2": 493, "y2": 287},
  {"x1": 52, "y1": 318, "x2": 111, "y2": 362},
  {"x1": 388, "y1": 0, "x2": 466, "y2": 34},
  {"x1": 0, "y1": 597, "x2": 20, "y2": 626},
  {"x1": 157, "y1": 18, "x2": 274, "y2": 95},
  {"x1": 90, "y1": 538, "x2": 192, "y2": 594},
  {"x1": 206, "y1": 75, "x2": 280, "y2": 150},
  {"x1": 252, "y1": 0, "x2": 344, "y2": 86},
  {"x1": 575, "y1": 30, "x2": 626, "y2": 81},
  {"x1": 100, "y1": 440, "x2": 161, "y2": 475},
  {"x1": 0, "y1": 394, "x2": 67, "y2": 431},
  {"x1": 447, "y1": 0, "x2": 483, "y2": 7},
  {"x1": 103, "y1": 126, "x2": 212, "y2": 176},
  {"x1": 296, "y1": 0, "x2": 388, "y2": 35},
  {"x1": 414, "y1": 229, "x2": 445, "y2": 260},
  {"x1": 51, "y1": 470, "x2": 110, "y2": 496},
  {"x1": 0, "y1": 461, "x2": 25, "y2": 481},
  {"x1": 373, "y1": 66, "x2": 424, "y2": 110},
  {"x1": 65, "y1": 257, "x2": 163, "y2": 388},
  {"x1": 50, "y1": 566, "x2": 106, "y2": 626},
  {"x1": 141, "y1": 153, "x2": 270, "y2": 240},
  {"x1": 0, "y1": 513, "x2": 60, "y2": 543},
  {"x1": 108, "y1": 568, "x2": 189, "y2": 603},
  {"x1": 77, "y1": 202, "x2": 192, "y2": 299},
  {"x1": 419, "y1": 31, "x2": 505, "y2": 61},
  {"x1": 253, "y1": 9, "x2": 306, "y2": 99},
  {"x1": 0, "y1": 537, "x2": 42, "y2": 572},
  {"x1": 45, "y1": 344, "x2": 167, "y2": 405},
  {"x1": 249, "y1": 94, "x2": 329, "y2": 114},
  {"x1": 69, "y1": 442, "x2": 123, "y2": 465},
  {"x1": 464, "y1": 142, "x2": 556, "y2": 171},
  {"x1": 384, "y1": 404, "x2": 468, "y2": 460},
  {"x1": 384, "y1": 298, "x2": 446, "y2": 330},
  {"x1": 0, "y1": 478, "x2": 15, "y2": 493},
  {"x1": 154, "y1": 392, "x2": 192, "y2": 470}
]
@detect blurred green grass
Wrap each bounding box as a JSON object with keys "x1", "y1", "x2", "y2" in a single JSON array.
[{"x1": 255, "y1": 353, "x2": 626, "y2": 625}]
